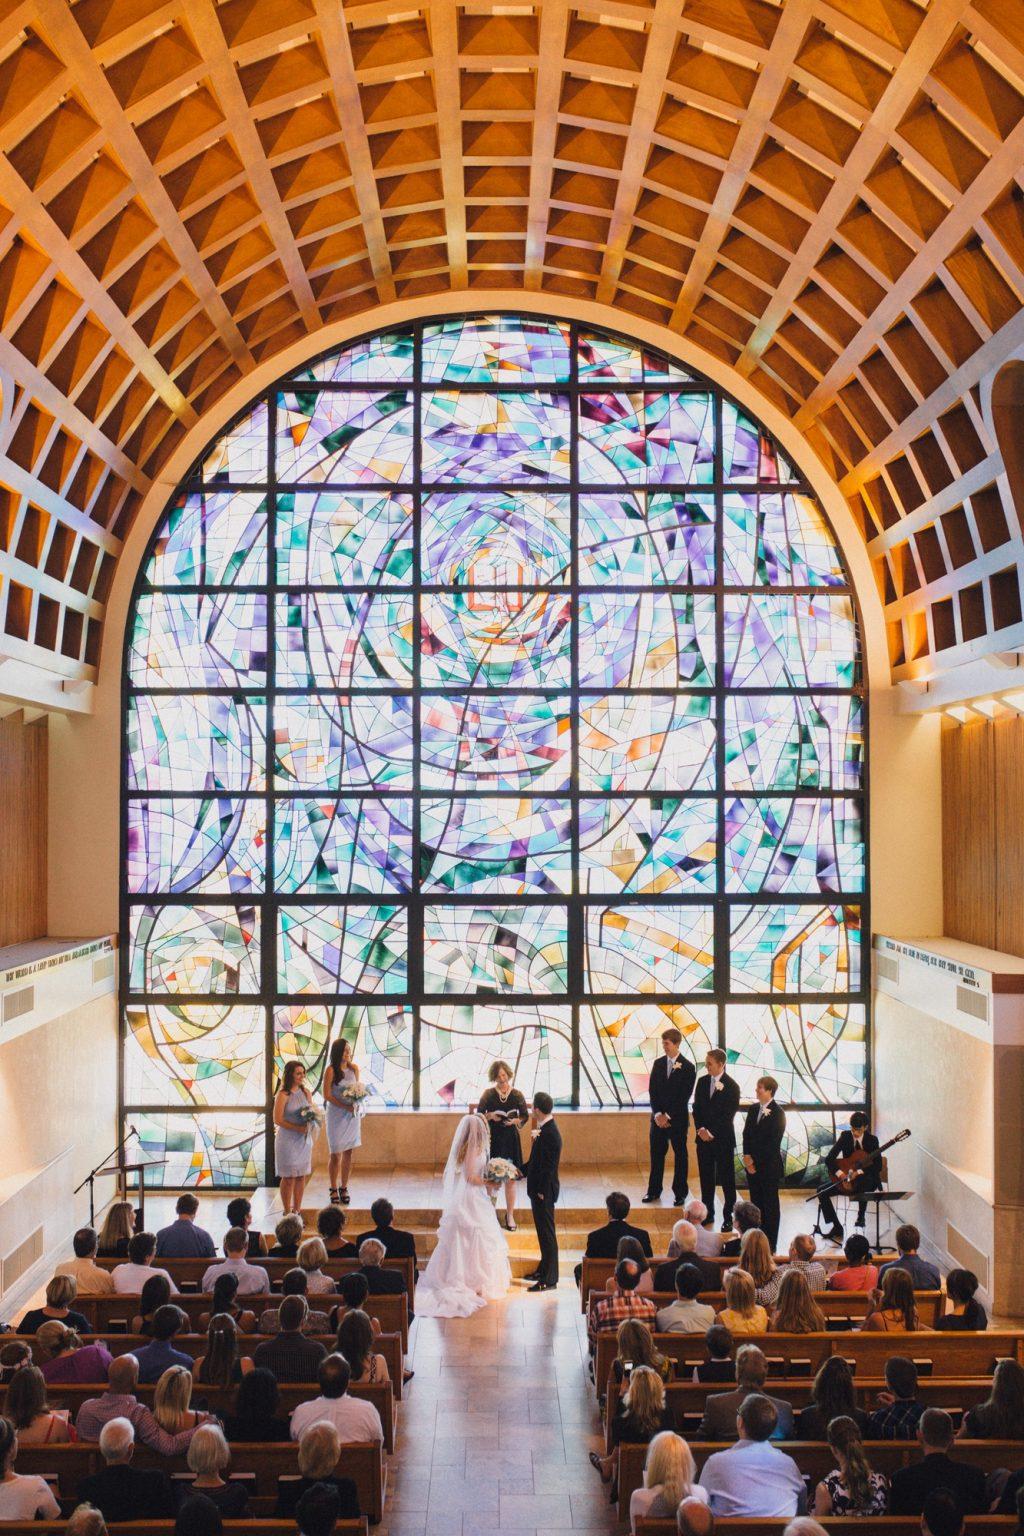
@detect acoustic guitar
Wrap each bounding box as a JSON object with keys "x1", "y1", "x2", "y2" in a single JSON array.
[{"x1": 833, "y1": 1127, "x2": 910, "y2": 1192}]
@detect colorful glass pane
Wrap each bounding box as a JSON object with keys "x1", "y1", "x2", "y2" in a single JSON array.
[
  {"x1": 724, "y1": 693, "x2": 864, "y2": 791},
  {"x1": 420, "y1": 694, "x2": 571, "y2": 792},
  {"x1": 128, "y1": 904, "x2": 261, "y2": 995},
  {"x1": 420, "y1": 797, "x2": 573, "y2": 894},
  {"x1": 723, "y1": 593, "x2": 860, "y2": 688},
  {"x1": 420, "y1": 591, "x2": 572, "y2": 688},
  {"x1": 276, "y1": 389, "x2": 415, "y2": 484},
  {"x1": 129, "y1": 594, "x2": 267, "y2": 689},
  {"x1": 423, "y1": 905, "x2": 569, "y2": 993},
  {"x1": 421, "y1": 492, "x2": 571, "y2": 586},
  {"x1": 126, "y1": 798, "x2": 266, "y2": 895},
  {"x1": 420, "y1": 391, "x2": 572, "y2": 482},
  {"x1": 126, "y1": 695, "x2": 266, "y2": 793},
  {"x1": 144, "y1": 491, "x2": 267, "y2": 587},
  {"x1": 133, "y1": 1111, "x2": 265, "y2": 1187},
  {"x1": 275, "y1": 492, "x2": 414, "y2": 586},
  {"x1": 295, "y1": 330, "x2": 416, "y2": 384},
  {"x1": 274, "y1": 798, "x2": 414, "y2": 895},
  {"x1": 584, "y1": 906, "x2": 715, "y2": 994},
  {"x1": 422, "y1": 316, "x2": 572, "y2": 383},
  {"x1": 277, "y1": 904, "x2": 407, "y2": 994},
  {"x1": 722, "y1": 491, "x2": 848, "y2": 587},
  {"x1": 580, "y1": 1003, "x2": 717, "y2": 1107},
  {"x1": 724, "y1": 797, "x2": 864, "y2": 894},
  {"x1": 273, "y1": 1003, "x2": 414, "y2": 1106},
  {"x1": 578, "y1": 493, "x2": 715, "y2": 585},
  {"x1": 276, "y1": 593, "x2": 414, "y2": 687},
  {"x1": 578, "y1": 695, "x2": 715, "y2": 792},
  {"x1": 577, "y1": 593, "x2": 715, "y2": 688},
  {"x1": 273, "y1": 695, "x2": 414, "y2": 790},
  {"x1": 125, "y1": 1004, "x2": 266, "y2": 1107},
  {"x1": 578, "y1": 797, "x2": 718, "y2": 894},
  {"x1": 419, "y1": 1004, "x2": 575, "y2": 1105},
  {"x1": 724, "y1": 1001, "x2": 867, "y2": 1104},
  {"x1": 729, "y1": 903, "x2": 861, "y2": 994}
]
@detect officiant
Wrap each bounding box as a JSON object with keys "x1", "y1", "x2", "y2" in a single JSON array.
[{"x1": 476, "y1": 1061, "x2": 529, "y2": 1232}]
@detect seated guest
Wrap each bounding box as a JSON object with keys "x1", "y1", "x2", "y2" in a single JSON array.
[
  {"x1": 657, "y1": 1265, "x2": 716, "y2": 1334},
  {"x1": 289, "y1": 1353, "x2": 383, "y2": 1443},
  {"x1": 0, "y1": 1342, "x2": 30, "y2": 1384},
  {"x1": 678, "y1": 1498, "x2": 716, "y2": 1536},
  {"x1": 860, "y1": 1266, "x2": 926, "y2": 1331},
  {"x1": 197, "y1": 1272, "x2": 258, "y2": 1335},
  {"x1": 653, "y1": 1223, "x2": 720, "y2": 1292},
  {"x1": 111, "y1": 1232, "x2": 175, "y2": 1295},
  {"x1": 186, "y1": 1424, "x2": 249, "y2": 1516},
  {"x1": 18, "y1": 1274, "x2": 90, "y2": 1335},
  {"x1": 76, "y1": 1353, "x2": 205, "y2": 1453},
  {"x1": 97, "y1": 1201, "x2": 136, "y2": 1259},
  {"x1": 298, "y1": 1237, "x2": 337, "y2": 1296},
  {"x1": 202, "y1": 1226, "x2": 270, "y2": 1296},
  {"x1": 795, "y1": 1355, "x2": 867, "y2": 1439},
  {"x1": 720, "y1": 1200, "x2": 761, "y2": 1258},
  {"x1": 827, "y1": 1232, "x2": 879, "y2": 1292},
  {"x1": 36, "y1": 1322, "x2": 112, "y2": 1385},
  {"x1": 274, "y1": 1421, "x2": 360, "y2": 1518},
  {"x1": 156, "y1": 1194, "x2": 216, "y2": 1259},
  {"x1": 259, "y1": 1269, "x2": 333, "y2": 1335},
  {"x1": 316, "y1": 1206, "x2": 356, "y2": 1258},
  {"x1": 591, "y1": 1260, "x2": 657, "y2": 1334},
  {"x1": 610, "y1": 1319, "x2": 673, "y2": 1389},
  {"x1": 604, "y1": 1238, "x2": 654, "y2": 1295},
  {"x1": 890, "y1": 1408, "x2": 988, "y2": 1516},
  {"x1": 79, "y1": 1417, "x2": 176, "y2": 1520},
  {"x1": 866, "y1": 1356, "x2": 925, "y2": 1439},
  {"x1": 295, "y1": 1481, "x2": 345, "y2": 1536},
  {"x1": 698, "y1": 1344, "x2": 794, "y2": 1441},
  {"x1": 222, "y1": 1367, "x2": 291, "y2": 1443},
  {"x1": 226, "y1": 1197, "x2": 268, "y2": 1259},
  {"x1": 329, "y1": 1272, "x2": 381, "y2": 1336},
  {"x1": 683, "y1": 1199, "x2": 722, "y2": 1255},
  {"x1": 786, "y1": 1234, "x2": 829, "y2": 1293},
  {"x1": 959, "y1": 1356, "x2": 1024, "y2": 1439},
  {"x1": 589, "y1": 1365, "x2": 673, "y2": 1486},
  {"x1": 576, "y1": 1192, "x2": 653, "y2": 1285},
  {"x1": 629, "y1": 1431, "x2": 708, "y2": 1534},
  {"x1": 698, "y1": 1395, "x2": 804, "y2": 1516},
  {"x1": 133, "y1": 1305, "x2": 193, "y2": 1383},
  {"x1": 132, "y1": 1273, "x2": 172, "y2": 1335},
  {"x1": 936, "y1": 1268, "x2": 987, "y2": 1330},
  {"x1": 716, "y1": 1267, "x2": 768, "y2": 1334},
  {"x1": 153, "y1": 1365, "x2": 205, "y2": 1435},
  {"x1": 66, "y1": 1504, "x2": 108, "y2": 1536},
  {"x1": 335, "y1": 1309, "x2": 389, "y2": 1384},
  {"x1": 738, "y1": 1229, "x2": 781, "y2": 1307},
  {"x1": 5, "y1": 1363, "x2": 75, "y2": 1443},
  {"x1": 253, "y1": 1295, "x2": 327, "y2": 1383},
  {"x1": 769, "y1": 1269, "x2": 826, "y2": 1334},
  {"x1": 0, "y1": 1413, "x2": 61, "y2": 1518},
  {"x1": 878, "y1": 1223, "x2": 941, "y2": 1290},
  {"x1": 355, "y1": 1197, "x2": 420, "y2": 1268},
  {"x1": 692, "y1": 1324, "x2": 735, "y2": 1384},
  {"x1": 812, "y1": 1415, "x2": 888, "y2": 1516},
  {"x1": 176, "y1": 1494, "x2": 222, "y2": 1536},
  {"x1": 193, "y1": 1313, "x2": 252, "y2": 1388},
  {"x1": 921, "y1": 1490, "x2": 966, "y2": 1536},
  {"x1": 358, "y1": 1238, "x2": 409, "y2": 1316},
  {"x1": 56, "y1": 1228, "x2": 116, "y2": 1295},
  {"x1": 269, "y1": 1214, "x2": 305, "y2": 1259}
]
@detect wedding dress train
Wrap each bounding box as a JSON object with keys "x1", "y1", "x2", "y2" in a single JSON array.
[{"x1": 415, "y1": 1113, "x2": 512, "y2": 1318}]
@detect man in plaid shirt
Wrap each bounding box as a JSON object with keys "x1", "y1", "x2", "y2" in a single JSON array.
[
  {"x1": 867, "y1": 1357, "x2": 925, "y2": 1439},
  {"x1": 589, "y1": 1259, "x2": 657, "y2": 1339}
]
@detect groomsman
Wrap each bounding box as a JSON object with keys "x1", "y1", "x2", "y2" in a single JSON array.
[
  {"x1": 525, "y1": 1093, "x2": 562, "y2": 1292},
  {"x1": 742, "y1": 1075, "x2": 786, "y2": 1252},
  {"x1": 643, "y1": 1028, "x2": 697, "y2": 1206},
  {"x1": 693, "y1": 1048, "x2": 741, "y2": 1231}
]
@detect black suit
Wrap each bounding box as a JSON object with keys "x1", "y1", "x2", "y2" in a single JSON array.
[
  {"x1": 742, "y1": 1099, "x2": 786, "y2": 1251},
  {"x1": 574, "y1": 1218, "x2": 653, "y2": 1287},
  {"x1": 354, "y1": 1224, "x2": 419, "y2": 1274},
  {"x1": 646, "y1": 1053, "x2": 697, "y2": 1201},
  {"x1": 359, "y1": 1260, "x2": 412, "y2": 1320},
  {"x1": 653, "y1": 1254, "x2": 720, "y2": 1293},
  {"x1": 526, "y1": 1119, "x2": 562, "y2": 1286},
  {"x1": 890, "y1": 1453, "x2": 988, "y2": 1516},
  {"x1": 817, "y1": 1129, "x2": 881, "y2": 1230},
  {"x1": 79, "y1": 1464, "x2": 176, "y2": 1522},
  {"x1": 692, "y1": 1070, "x2": 740, "y2": 1225}
]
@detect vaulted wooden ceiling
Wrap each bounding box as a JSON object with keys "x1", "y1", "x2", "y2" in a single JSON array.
[{"x1": 0, "y1": 0, "x2": 1022, "y2": 706}]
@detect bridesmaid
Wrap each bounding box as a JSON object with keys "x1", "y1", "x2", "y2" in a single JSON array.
[
  {"x1": 273, "y1": 1062, "x2": 316, "y2": 1214},
  {"x1": 477, "y1": 1060, "x2": 528, "y2": 1232},
  {"x1": 323, "y1": 1036, "x2": 362, "y2": 1207}
]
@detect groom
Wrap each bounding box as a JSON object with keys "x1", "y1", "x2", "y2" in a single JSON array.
[{"x1": 524, "y1": 1092, "x2": 562, "y2": 1292}]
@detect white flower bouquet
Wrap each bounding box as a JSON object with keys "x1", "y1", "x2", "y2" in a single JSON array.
[
  {"x1": 484, "y1": 1156, "x2": 521, "y2": 1183},
  {"x1": 296, "y1": 1103, "x2": 324, "y2": 1128},
  {"x1": 337, "y1": 1081, "x2": 370, "y2": 1114}
]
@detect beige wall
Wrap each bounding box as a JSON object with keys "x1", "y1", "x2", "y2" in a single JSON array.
[{"x1": 0, "y1": 993, "x2": 118, "y2": 1310}]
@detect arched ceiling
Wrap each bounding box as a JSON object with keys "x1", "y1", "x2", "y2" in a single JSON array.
[{"x1": 0, "y1": 0, "x2": 1022, "y2": 709}]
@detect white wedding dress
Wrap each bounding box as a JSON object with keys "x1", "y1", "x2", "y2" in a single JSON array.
[{"x1": 415, "y1": 1114, "x2": 512, "y2": 1318}]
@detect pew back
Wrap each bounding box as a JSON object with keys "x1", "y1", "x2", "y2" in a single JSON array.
[
  {"x1": 74, "y1": 1293, "x2": 410, "y2": 1350},
  {"x1": 92, "y1": 1255, "x2": 416, "y2": 1298}
]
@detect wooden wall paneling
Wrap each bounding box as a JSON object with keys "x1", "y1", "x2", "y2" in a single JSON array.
[
  {"x1": 941, "y1": 718, "x2": 996, "y2": 950},
  {"x1": 0, "y1": 711, "x2": 48, "y2": 947},
  {"x1": 995, "y1": 714, "x2": 1024, "y2": 959}
]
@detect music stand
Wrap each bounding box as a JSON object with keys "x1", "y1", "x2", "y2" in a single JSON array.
[{"x1": 854, "y1": 1189, "x2": 914, "y2": 1253}]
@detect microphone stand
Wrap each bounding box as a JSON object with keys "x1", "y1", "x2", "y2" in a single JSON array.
[{"x1": 73, "y1": 1126, "x2": 139, "y2": 1227}]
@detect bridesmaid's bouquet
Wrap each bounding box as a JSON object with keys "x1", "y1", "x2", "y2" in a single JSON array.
[
  {"x1": 338, "y1": 1082, "x2": 370, "y2": 1106},
  {"x1": 484, "y1": 1157, "x2": 521, "y2": 1183},
  {"x1": 297, "y1": 1103, "x2": 324, "y2": 1128}
]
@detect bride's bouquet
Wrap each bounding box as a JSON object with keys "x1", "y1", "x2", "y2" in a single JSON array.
[{"x1": 484, "y1": 1157, "x2": 521, "y2": 1183}]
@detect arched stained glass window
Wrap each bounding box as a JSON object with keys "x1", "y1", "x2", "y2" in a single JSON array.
[{"x1": 122, "y1": 314, "x2": 867, "y2": 1187}]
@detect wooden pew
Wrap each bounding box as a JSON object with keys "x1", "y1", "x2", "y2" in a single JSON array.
[
  {"x1": 593, "y1": 1329, "x2": 1024, "y2": 1399},
  {"x1": 16, "y1": 1441, "x2": 387, "y2": 1525},
  {"x1": 0, "y1": 1523, "x2": 369, "y2": 1536},
  {"x1": 92, "y1": 1254, "x2": 416, "y2": 1300},
  {"x1": 586, "y1": 1290, "x2": 946, "y2": 1329},
  {"x1": 579, "y1": 1253, "x2": 897, "y2": 1308},
  {"x1": 603, "y1": 1375, "x2": 997, "y2": 1452},
  {"x1": 13, "y1": 1379, "x2": 397, "y2": 1455},
  {"x1": 637, "y1": 1520, "x2": 1016, "y2": 1535},
  {"x1": 73, "y1": 1293, "x2": 409, "y2": 1351},
  {"x1": 617, "y1": 1438, "x2": 1022, "y2": 1519},
  {"x1": 27, "y1": 1334, "x2": 406, "y2": 1402}
]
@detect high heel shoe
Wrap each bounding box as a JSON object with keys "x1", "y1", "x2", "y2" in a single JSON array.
[
  {"x1": 340, "y1": 1187, "x2": 351, "y2": 1205},
  {"x1": 330, "y1": 1188, "x2": 341, "y2": 1205}
]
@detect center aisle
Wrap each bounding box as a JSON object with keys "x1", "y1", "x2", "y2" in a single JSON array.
[{"x1": 385, "y1": 1284, "x2": 613, "y2": 1536}]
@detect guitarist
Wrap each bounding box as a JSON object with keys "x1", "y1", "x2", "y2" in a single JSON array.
[{"x1": 816, "y1": 1111, "x2": 881, "y2": 1242}]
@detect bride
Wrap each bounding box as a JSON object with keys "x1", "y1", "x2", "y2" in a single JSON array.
[{"x1": 415, "y1": 1113, "x2": 512, "y2": 1318}]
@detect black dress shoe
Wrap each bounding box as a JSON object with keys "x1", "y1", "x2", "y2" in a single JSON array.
[
  {"x1": 528, "y1": 1281, "x2": 555, "y2": 1292},
  {"x1": 521, "y1": 1270, "x2": 542, "y2": 1281},
  {"x1": 641, "y1": 1194, "x2": 660, "y2": 1204}
]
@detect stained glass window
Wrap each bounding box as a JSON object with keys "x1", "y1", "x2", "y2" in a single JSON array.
[{"x1": 123, "y1": 315, "x2": 867, "y2": 1186}]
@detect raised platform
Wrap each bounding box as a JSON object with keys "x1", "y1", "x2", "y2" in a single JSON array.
[{"x1": 309, "y1": 1108, "x2": 653, "y2": 1170}]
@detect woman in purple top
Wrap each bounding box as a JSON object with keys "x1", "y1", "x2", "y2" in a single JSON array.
[{"x1": 35, "y1": 1322, "x2": 112, "y2": 1385}]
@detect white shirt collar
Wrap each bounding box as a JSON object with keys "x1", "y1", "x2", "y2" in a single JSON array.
[{"x1": 535, "y1": 1112, "x2": 553, "y2": 1127}]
